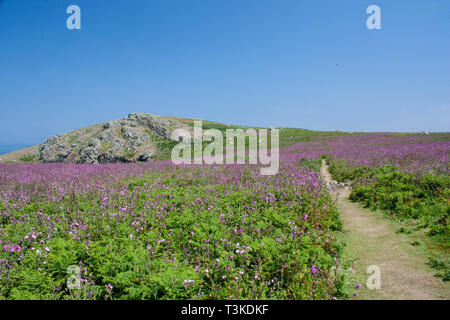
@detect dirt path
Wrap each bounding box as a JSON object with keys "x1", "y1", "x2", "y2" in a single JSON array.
[{"x1": 321, "y1": 159, "x2": 450, "y2": 300}]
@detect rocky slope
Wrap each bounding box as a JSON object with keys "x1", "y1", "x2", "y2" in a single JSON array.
[{"x1": 2, "y1": 113, "x2": 196, "y2": 164}]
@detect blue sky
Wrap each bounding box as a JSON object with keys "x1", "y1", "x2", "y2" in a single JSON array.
[{"x1": 0, "y1": 0, "x2": 449, "y2": 150}]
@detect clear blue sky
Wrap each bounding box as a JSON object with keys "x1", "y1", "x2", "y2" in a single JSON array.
[{"x1": 0, "y1": 0, "x2": 449, "y2": 150}]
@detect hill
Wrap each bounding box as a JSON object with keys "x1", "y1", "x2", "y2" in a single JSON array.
[
  {"x1": 0, "y1": 113, "x2": 195, "y2": 164},
  {"x1": 0, "y1": 113, "x2": 352, "y2": 164}
]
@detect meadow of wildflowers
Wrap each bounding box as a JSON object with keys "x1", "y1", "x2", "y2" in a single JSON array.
[
  {"x1": 0, "y1": 132, "x2": 448, "y2": 299},
  {"x1": 0, "y1": 156, "x2": 344, "y2": 299}
]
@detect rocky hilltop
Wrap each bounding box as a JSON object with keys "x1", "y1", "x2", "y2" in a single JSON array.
[{"x1": 36, "y1": 113, "x2": 195, "y2": 164}]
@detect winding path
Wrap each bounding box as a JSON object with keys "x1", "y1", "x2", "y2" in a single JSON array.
[{"x1": 321, "y1": 159, "x2": 450, "y2": 300}]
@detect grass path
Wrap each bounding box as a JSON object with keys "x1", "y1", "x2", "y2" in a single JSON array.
[{"x1": 321, "y1": 159, "x2": 450, "y2": 300}]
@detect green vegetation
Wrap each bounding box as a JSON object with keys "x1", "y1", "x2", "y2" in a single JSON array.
[
  {"x1": 19, "y1": 154, "x2": 37, "y2": 163},
  {"x1": 328, "y1": 160, "x2": 378, "y2": 182},
  {"x1": 427, "y1": 257, "x2": 450, "y2": 281},
  {"x1": 145, "y1": 130, "x2": 179, "y2": 160},
  {"x1": 349, "y1": 169, "x2": 449, "y2": 248},
  {"x1": 278, "y1": 128, "x2": 350, "y2": 147},
  {"x1": 119, "y1": 126, "x2": 125, "y2": 139},
  {"x1": 121, "y1": 150, "x2": 136, "y2": 160},
  {"x1": 179, "y1": 119, "x2": 351, "y2": 149},
  {"x1": 298, "y1": 158, "x2": 322, "y2": 171},
  {"x1": 0, "y1": 162, "x2": 347, "y2": 300},
  {"x1": 101, "y1": 142, "x2": 112, "y2": 153},
  {"x1": 68, "y1": 135, "x2": 79, "y2": 145},
  {"x1": 146, "y1": 127, "x2": 274, "y2": 161}
]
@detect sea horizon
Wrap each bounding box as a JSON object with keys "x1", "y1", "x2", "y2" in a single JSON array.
[{"x1": 0, "y1": 144, "x2": 33, "y2": 155}]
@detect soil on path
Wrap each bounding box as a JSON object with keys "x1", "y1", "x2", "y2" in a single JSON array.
[{"x1": 321, "y1": 159, "x2": 450, "y2": 300}]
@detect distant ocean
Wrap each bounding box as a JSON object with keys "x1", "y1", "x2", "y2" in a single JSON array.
[{"x1": 0, "y1": 144, "x2": 31, "y2": 155}]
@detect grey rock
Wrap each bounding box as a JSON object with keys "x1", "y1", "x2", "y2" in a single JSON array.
[
  {"x1": 326, "y1": 180, "x2": 348, "y2": 190},
  {"x1": 137, "y1": 151, "x2": 154, "y2": 162},
  {"x1": 38, "y1": 112, "x2": 195, "y2": 163},
  {"x1": 79, "y1": 145, "x2": 101, "y2": 164},
  {"x1": 121, "y1": 126, "x2": 150, "y2": 147},
  {"x1": 128, "y1": 113, "x2": 177, "y2": 141},
  {"x1": 39, "y1": 135, "x2": 72, "y2": 163}
]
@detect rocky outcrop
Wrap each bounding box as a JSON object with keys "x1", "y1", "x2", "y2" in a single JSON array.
[
  {"x1": 326, "y1": 180, "x2": 349, "y2": 190},
  {"x1": 137, "y1": 151, "x2": 154, "y2": 162},
  {"x1": 39, "y1": 113, "x2": 194, "y2": 163},
  {"x1": 39, "y1": 135, "x2": 73, "y2": 163}
]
